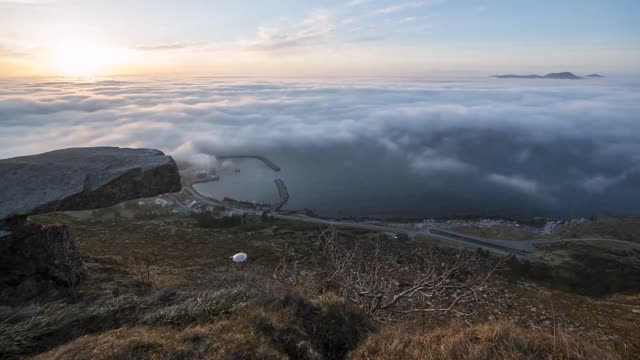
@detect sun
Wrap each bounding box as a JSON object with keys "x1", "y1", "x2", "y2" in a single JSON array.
[{"x1": 50, "y1": 39, "x2": 119, "y2": 77}]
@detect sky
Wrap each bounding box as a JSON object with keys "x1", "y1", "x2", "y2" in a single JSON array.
[{"x1": 1, "y1": 0, "x2": 639, "y2": 76}]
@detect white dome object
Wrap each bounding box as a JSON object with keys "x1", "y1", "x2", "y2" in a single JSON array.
[{"x1": 232, "y1": 252, "x2": 248, "y2": 263}]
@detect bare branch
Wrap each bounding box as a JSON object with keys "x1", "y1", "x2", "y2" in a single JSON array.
[{"x1": 312, "y1": 225, "x2": 503, "y2": 322}]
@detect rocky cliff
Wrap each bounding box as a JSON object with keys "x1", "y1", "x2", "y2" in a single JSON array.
[{"x1": 0, "y1": 147, "x2": 181, "y2": 303}]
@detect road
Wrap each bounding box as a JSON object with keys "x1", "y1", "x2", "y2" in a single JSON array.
[
  {"x1": 268, "y1": 213, "x2": 639, "y2": 255},
  {"x1": 181, "y1": 185, "x2": 533, "y2": 256},
  {"x1": 271, "y1": 213, "x2": 536, "y2": 255},
  {"x1": 179, "y1": 179, "x2": 639, "y2": 257}
]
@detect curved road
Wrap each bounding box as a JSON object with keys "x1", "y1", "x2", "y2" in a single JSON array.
[
  {"x1": 181, "y1": 156, "x2": 640, "y2": 257},
  {"x1": 185, "y1": 183, "x2": 640, "y2": 256},
  {"x1": 182, "y1": 184, "x2": 534, "y2": 256}
]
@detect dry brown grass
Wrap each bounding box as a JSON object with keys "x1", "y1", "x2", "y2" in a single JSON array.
[
  {"x1": 353, "y1": 321, "x2": 617, "y2": 360},
  {"x1": 29, "y1": 291, "x2": 374, "y2": 360},
  {"x1": 0, "y1": 287, "x2": 255, "y2": 359},
  {"x1": 31, "y1": 324, "x2": 293, "y2": 360},
  {"x1": 32, "y1": 317, "x2": 620, "y2": 360}
]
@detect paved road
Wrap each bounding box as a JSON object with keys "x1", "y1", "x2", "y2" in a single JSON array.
[
  {"x1": 179, "y1": 185, "x2": 640, "y2": 256},
  {"x1": 273, "y1": 213, "x2": 535, "y2": 255},
  {"x1": 182, "y1": 185, "x2": 530, "y2": 256}
]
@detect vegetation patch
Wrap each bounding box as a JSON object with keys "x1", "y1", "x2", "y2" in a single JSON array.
[
  {"x1": 353, "y1": 321, "x2": 616, "y2": 360},
  {"x1": 507, "y1": 243, "x2": 640, "y2": 296}
]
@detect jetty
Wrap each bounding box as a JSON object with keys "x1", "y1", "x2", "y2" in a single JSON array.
[
  {"x1": 217, "y1": 155, "x2": 280, "y2": 172},
  {"x1": 274, "y1": 178, "x2": 289, "y2": 210}
]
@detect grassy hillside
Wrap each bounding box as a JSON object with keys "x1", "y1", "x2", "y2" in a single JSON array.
[{"x1": 1, "y1": 211, "x2": 638, "y2": 359}]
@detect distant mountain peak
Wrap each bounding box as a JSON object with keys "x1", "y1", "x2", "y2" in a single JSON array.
[
  {"x1": 543, "y1": 72, "x2": 582, "y2": 79},
  {"x1": 492, "y1": 72, "x2": 585, "y2": 80}
]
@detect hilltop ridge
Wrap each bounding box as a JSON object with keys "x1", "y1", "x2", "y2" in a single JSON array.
[{"x1": 492, "y1": 72, "x2": 589, "y2": 80}]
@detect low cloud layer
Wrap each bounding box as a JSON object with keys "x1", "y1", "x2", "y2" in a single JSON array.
[{"x1": 1, "y1": 77, "x2": 639, "y2": 218}]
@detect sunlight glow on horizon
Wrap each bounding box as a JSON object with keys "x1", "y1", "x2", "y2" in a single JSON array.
[
  {"x1": 47, "y1": 39, "x2": 127, "y2": 77},
  {"x1": 1, "y1": 0, "x2": 638, "y2": 77}
]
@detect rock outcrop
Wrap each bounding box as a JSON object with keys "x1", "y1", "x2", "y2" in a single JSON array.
[
  {"x1": 0, "y1": 147, "x2": 181, "y2": 303},
  {"x1": 0, "y1": 222, "x2": 84, "y2": 305},
  {"x1": 0, "y1": 147, "x2": 181, "y2": 221}
]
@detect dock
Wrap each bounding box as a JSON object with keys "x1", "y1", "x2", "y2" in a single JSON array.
[
  {"x1": 273, "y1": 179, "x2": 289, "y2": 211},
  {"x1": 216, "y1": 155, "x2": 281, "y2": 172}
]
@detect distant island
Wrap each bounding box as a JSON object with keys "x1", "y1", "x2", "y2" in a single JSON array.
[{"x1": 491, "y1": 72, "x2": 602, "y2": 80}]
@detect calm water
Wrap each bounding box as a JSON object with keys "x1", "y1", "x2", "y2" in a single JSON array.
[
  {"x1": 194, "y1": 149, "x2": 575, "y2": 219},
  {"x1": 194, "y1": 159, "x2": 280, "y2": 204}
]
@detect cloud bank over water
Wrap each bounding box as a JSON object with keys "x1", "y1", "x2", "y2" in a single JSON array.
[{"x1": 1, "y1": 77, "x2": 639, "y2": 218}]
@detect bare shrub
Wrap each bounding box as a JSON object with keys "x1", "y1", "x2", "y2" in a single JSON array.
[
  {"x1": 268, "y1": 244, "x2": 301, "y2": 288},
  {"x1": 129, "y1": 251, "x2": 155, "y2": 292},
  {"x1": 59, "y1": 260, "x2": 81, "y2": 303},
  {"x1": 315, "y1": 226, "x2": 504, "y2": 322}
]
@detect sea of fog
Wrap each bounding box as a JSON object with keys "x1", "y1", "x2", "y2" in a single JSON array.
[{"x1": 1, "y1": 76, "x2": 640, "y2": 219}]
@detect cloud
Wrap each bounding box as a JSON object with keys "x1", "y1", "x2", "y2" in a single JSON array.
[
  {"x1": 581, "y1": 175, "x2": 620, "y2": 194},
  {"x1": 243, "y1": 0, "x2": 441, "y2": 52},
  {"x1": 347, "y1": 0, "x2": 370, "y2": 6},
  {"x1": 0, "y1": 77, "x2": 639, "y2": 218},
  {"x1": 249, "y1": 10, "x2": 334, "y2": 51},
  {"x1": 580, "y1": 169, "x2": 637, "y2": 194},
  {"x1": 133, "y1": 41, "x2": 209, "y2": 52},
  {"x1": 409, "y1": 149, "x2": 474, "y2": 174},
  {"x1": 367, "y1": 1, "x2": 430, "y2": 16},
  {"x1": 488, "y1": 174, "x2": 538, "y2": 194},
  {"x1": 347, "y1": 35, "x2": 386, "y2": 43},
  {"x1": 0, "y1": 0, "x2": 55, "y2": 3}
]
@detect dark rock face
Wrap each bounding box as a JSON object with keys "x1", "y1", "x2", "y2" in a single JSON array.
[
  {"x1": 0, "y1": 221, "x2": 86, "y2": 304},
  {"x1": 0, "y1": 147, "x2": 181, "y2": 304},
  {"x1": 0, "y1": 147, "x2": 181, "y2": 220}
]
